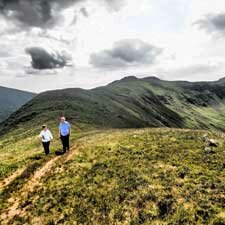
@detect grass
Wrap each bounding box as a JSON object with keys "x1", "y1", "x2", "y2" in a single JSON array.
[
  {"x1": 0, "y1": 120, "x2": 93, "y2": 180},
  {"x1": 0, "y1": 128, "x2": 224, "y2": 224}
]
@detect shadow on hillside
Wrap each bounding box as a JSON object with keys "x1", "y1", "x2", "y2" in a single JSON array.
[
  {"x1": 29, "y1": 155, "x2": 42, "y2": 160},
  {"x1": 54, "y1": 150, "x2": 66, "y2": 156},
  {"x1": 0, "y1": 161, "x2": 44, "y2": 202}
]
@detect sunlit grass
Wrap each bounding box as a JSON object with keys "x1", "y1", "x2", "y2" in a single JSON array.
[{"x1": 1, "y1": 128, "x2": 224, "y2": 224}]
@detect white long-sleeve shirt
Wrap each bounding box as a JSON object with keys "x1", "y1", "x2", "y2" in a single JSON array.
[{"x1": 39, "y1": 130, "x2": 53, "y2": 142}]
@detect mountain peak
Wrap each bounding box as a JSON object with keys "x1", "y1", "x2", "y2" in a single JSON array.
[
  {"x1": 108, "y1": 76, "x2": 138, "y2": 85},
  {"x1": 120, "y1": 76, "x2": 138, "y2": 82},
  {"x1": 217, "y1": 77, "x2": 225, "y2": 83},
  {"x1": 109, "y1": 75, "x2": 162, "y2": 86}
]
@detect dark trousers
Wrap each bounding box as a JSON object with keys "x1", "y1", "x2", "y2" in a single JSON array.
[
  {"x1": 42, "y1": 141, "x2": 50, "y2": 155},
  {"x1": 61, "y1": 135, "x2": 70, "y2": 152}
]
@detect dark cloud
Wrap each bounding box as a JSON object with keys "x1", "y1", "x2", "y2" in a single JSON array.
[
  {"x1": 25, "y1": 47, "x2": 72, "y2": 70},
  {"x1": 80, "y1": 7, "x2": 89, "y2": 17},
  {"x1": 196, "y1": 13, "x2": 225, "y2": 34},
  {"x1": 101, "y1": 0, "x2": 126, "y2": 12},
  {"x1": 0, "y1": 0, "x2": 126, "y2": 29},
  {"x1": 89, "y1": 39, "x2": 162, "y2": 69},
  {"x1": 0, "y1": 0, "x2": 82, "y2": 29}
]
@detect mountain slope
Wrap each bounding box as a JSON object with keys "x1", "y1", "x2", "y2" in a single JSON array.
[
  {"x1": 0, "y1": 77, "x2": 225, "y2": 224},
  {"x1": 0, "y1": 86, "x2": 35, "y2": 122},
  {"x1": 0, "y1": 128, "x2": 225, "y2": 224},
  {"x1": 1, "y1": 76, "x2": 225, "y2": 134}
]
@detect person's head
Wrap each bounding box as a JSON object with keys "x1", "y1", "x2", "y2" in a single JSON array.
[
  {"x1": 42, "y1": 125, "x2": 47, "y2": 131},
  {"x1": 60, "y1": 116, "x2": 66, "y2": 123}
]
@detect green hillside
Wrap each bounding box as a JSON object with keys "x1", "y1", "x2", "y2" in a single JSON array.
[
  {"x1": 0, "y1": 77, "x2": 225, "y2": 224},
  {"x1": 0, "y1": 128, "x2": 224, "y2": 224},
  {"x1": 0, "y1": 86, "x2": 35, "y2": 123},
  {"x1": 2, "y1": 76, "x2": 225, "y2": 135}
]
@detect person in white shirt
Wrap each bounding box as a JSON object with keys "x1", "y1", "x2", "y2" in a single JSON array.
[{"x1": 39, "y1": 125, "x2": 53, "y2": 155}]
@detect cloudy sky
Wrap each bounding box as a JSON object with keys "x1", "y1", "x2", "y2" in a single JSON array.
[{"x1": 1, "y1": 0, "x2": 225, "y2": 92}]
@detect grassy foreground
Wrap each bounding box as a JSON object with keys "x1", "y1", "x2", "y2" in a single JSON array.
[{"x1": 0, "y1": 128, "x2": 225, "y2": 224}]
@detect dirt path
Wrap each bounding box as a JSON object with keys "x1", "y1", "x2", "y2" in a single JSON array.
[
  {"x1": 0, "y1": 145, "x2": 80, "y2": 224},
  {"x1": 0, "y1": 167, "x2": 26, "y2": 191}
]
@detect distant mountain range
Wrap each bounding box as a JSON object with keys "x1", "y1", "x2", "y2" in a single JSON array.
[
  {"x1": 0, "y1": 86, "x2": 35, "y2": 123},
  {"x1": 1, "y1": 76, "x2": 225, "y2": 133}
]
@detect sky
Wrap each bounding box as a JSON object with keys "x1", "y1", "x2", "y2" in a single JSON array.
[{"x1": 1, "y1": 0, "x2": 225, "y2": 92}]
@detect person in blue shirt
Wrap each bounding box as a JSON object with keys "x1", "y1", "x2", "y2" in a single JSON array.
[{"x1": 59, "y1": 116, "x2": 71, "y2": 153}]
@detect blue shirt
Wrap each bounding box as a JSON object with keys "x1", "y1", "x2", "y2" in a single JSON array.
[{"x1": 59, "y1": 121, "x2": 71, "y2": 136}]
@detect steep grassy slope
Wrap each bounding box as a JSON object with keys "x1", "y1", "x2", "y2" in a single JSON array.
[
  {"x1": 0, "y1": 86, "x2": 35, "y2": 122},
  {"x1": 0, "y1": 128, "x2": 224, "y2": 224},
  {"x1": 2, "y1": 76, "x2": 225, "y2": 135},
  {"x1": 140, "y1": 77, "x2": 225, "y2": 130},
  {"x1": 0, "y1": 77, "x2": 225, "y2": 224}
]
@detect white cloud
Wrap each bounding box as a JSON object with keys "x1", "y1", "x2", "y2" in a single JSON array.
[{"x1": 1, "y1": 0, "x2": 225, "y2": 92}]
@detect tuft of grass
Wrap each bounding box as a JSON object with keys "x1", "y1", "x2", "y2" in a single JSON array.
[{"x1": 1, "y1": 128, "x2": 223, "y2": 224}]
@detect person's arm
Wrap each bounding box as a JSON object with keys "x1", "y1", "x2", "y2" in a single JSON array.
[{"x1": 49, "y1": 130, "x2": 53, "y2": 140}]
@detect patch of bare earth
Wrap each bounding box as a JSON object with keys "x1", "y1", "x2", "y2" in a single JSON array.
[
  {"x1": 0, "y1": 167, "x2": 26, "y2": 191},
  {"x1": 0, "y1": 145, "x2": 80, "y2": 224}
]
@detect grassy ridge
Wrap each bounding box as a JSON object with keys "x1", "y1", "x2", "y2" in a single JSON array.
[
  {"x1": 0, "y1": 86, "x2": 35, "y2": 123},
  {"x1": 1, "y1": 128, "x2": 224, "y2": 224},
  {"x1": 3, "y1": 76, "x2": 225, "y2": 134},
  {"x1": 1, "y1": 77, "x2": 225, "y2": 224}
]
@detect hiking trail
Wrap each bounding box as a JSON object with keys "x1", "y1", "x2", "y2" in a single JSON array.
[
  {"x1": 0, "y1": 144, "x2": 80, "y2": 224},
  {"x1": 0, "y1": 167, "x2": 26, "y2": 191}
]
